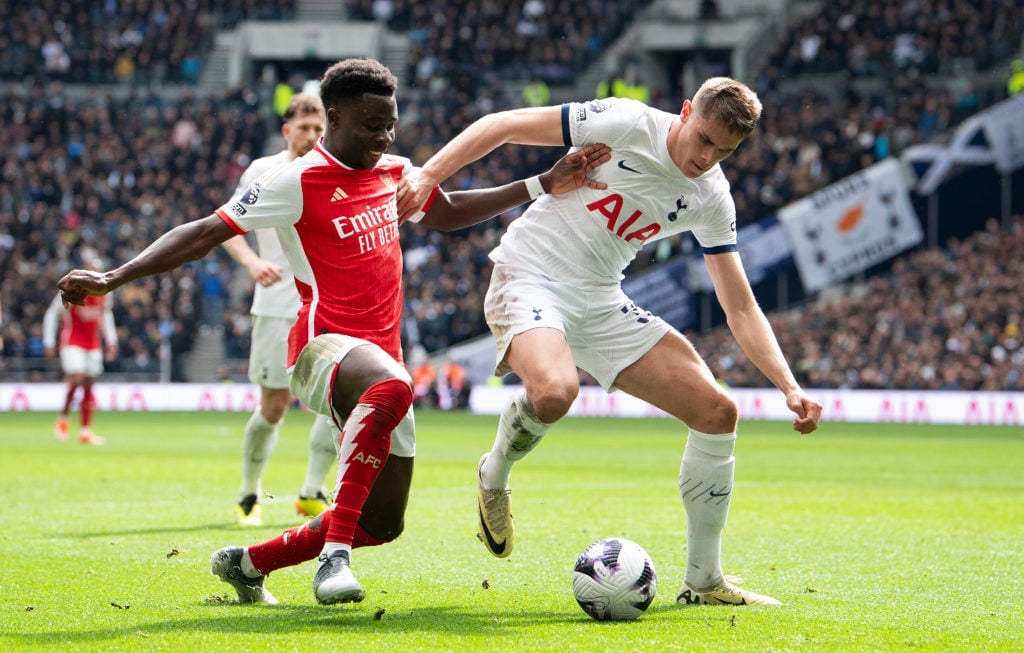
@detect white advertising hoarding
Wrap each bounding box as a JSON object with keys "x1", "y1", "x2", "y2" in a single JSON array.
[
  {"x1": 1, "y1": 383, "x2": 1020, "y2": 426},
  {"x1": 469, "y1": 385, "x2": 1023, "y2": 426}
]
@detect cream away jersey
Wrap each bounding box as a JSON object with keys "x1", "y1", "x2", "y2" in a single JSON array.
[
  {"x1": 230, "y1": 150, "x2": 301, "y2": 319},
  {"x1": 216, "y1": 143, "x2": 435, "y2": 366},
  {"x1": 491, "y1": 97, "x2": 738, "y2": 283}
]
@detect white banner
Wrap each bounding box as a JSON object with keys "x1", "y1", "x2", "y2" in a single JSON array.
[
  {"x1": 2, "y1": 383, "x2": 1021, "y2": 426},
  {"x1": 980, "y1": 92, "x2": 1024, "y2": 174},
  {"x1": 0, "y1": 383, "x2": 274, "y2": 413},
  {"x1": 469, "y1": 385, "x2": 1024, "y2": 426},
  {"x1": 778, "y1": 158, "x2": 922, "y2": 292},
  {"x1": 902, "y1": 93, "x2": 1024, "y2": 192}
]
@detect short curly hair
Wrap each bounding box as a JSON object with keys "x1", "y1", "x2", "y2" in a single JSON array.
[
  {"x1": 692, "y1": 77, "x2": 762, "y2": 138},
  {"x1": 319, "y1": 58, "x2": 398, "y2": 109}
]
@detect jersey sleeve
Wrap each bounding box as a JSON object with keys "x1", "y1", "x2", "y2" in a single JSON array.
[
  {"x1": 101, "y1": 306, "x2": 117, "y2": 345},
  {"x1": 563, "y1": 97, "x2": 647, "y2": 149},
  {"x1": 216, "y1": 160, "x2": 304, "y2": 234},
  {"x1": 228, "y1": 154, "x2": 283, "y2": 203},
  {"x1": 229, "y1": 162, "x2": 261, "y2": 202},
  {"x1": 691, "y1": 191, "x2": 739, "y2": 253},
  {"x1": 42, "y1": 294, "x2": 64, "y2": 348}
]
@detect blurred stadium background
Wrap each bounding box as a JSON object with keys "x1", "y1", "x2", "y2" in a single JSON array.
[{"x1": 1, "y1": 0, "x2": 1022, "y2": 420}]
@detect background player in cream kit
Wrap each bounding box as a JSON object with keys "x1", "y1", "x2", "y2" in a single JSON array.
[{"x1": 219, "y1": 93, "x2": 337, "y2": 526}]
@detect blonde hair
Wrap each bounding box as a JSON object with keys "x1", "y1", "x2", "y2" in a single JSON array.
[
  {"x1": 283, "y1": 92, "x2": 325, "y2": 121},
  {"x1": 692, "y1": 77, "x2": 762, "y2": 138}
]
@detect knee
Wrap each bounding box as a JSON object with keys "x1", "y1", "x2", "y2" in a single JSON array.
[
  {"x1": 369, "y1": 519, "x2": 404, "y2": 543},
  {"x1": 699, "y1": 390, "x2": 738, "y2": 433},
  {"x1": 526, "y1": 373, "x2": 579, "y2": 424},
  {"x1": 358, "y1": 511, "x2": 405, "y2": 544},
  {"x1": 261, "y1": 389, "x2": 291, "y2": 422}
]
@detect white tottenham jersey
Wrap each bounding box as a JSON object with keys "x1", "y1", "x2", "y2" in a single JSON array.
[
  {"x1": 491, "y1": 97, "x2": 738, "y2": 284},
  {"x1": 230, "y1": 150, "x2": 301, "y2": 319}
]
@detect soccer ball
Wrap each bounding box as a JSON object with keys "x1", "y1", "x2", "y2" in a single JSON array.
[{"x1": 572, "y1": 537, "x2": 657, "y2": 621}]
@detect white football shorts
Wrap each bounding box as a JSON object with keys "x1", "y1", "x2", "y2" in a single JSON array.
[
  {"x1": 60, "y1": 345, "x2": 103, "y2": 377},
  {"x1": 484, "y1": 262, "x2": 673, "y2": 391},
  {"x1": 290, "y1": 333, "x2": 416, "y2": 457},
  {"x1": 247, "y1": 315, "x2": 293, "y2": 389}
]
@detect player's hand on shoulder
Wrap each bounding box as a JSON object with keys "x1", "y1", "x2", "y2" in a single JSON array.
[
  {"x1": 397, "y1": 168, "x2": 436, "y2": 225},
  {"x1": 543, "y1": 142, "x2": 611, "y2": 195},
  {"x1": 58, "y1": 269, "x2": 109, "y2": 306},
  {"x1": 787, "y1": 390, "x2": 822, "y2": 435}
]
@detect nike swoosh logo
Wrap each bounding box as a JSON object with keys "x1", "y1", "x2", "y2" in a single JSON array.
[
  {"x1": 617, "y1": 160, "x2": 641, "y2": 174},
  {"x1": 478, "y1": 505, "x2": 507, "y2": 555},
  {"x1": 709, "y1": 489, "x2": 731, "y2": 498}
]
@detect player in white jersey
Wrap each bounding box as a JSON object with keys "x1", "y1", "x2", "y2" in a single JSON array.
[
  {"x1": 56, "y1": 58, "x2": 610, "y2": 606},
  {"x1": 219, "y1": 93, "x2": 337, "y2": 526},
  {"x1": 401, "y1": 77, "x2": 823, "y2": 607}
]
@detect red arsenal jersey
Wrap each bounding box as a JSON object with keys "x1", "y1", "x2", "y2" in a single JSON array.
[
  {"x1": 216, "y1": 143, "x2": 437, "y2": 367},
  {"x1": 43, "y1": 294, "x2": 115, "y2": 350}
]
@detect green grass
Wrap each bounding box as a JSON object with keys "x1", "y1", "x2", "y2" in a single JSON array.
[{"x1": 0, "y1": 410, "x2": 1021, "y2": 652}]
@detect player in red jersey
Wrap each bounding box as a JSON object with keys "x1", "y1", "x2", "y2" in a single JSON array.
[
  {"x1": 43, "y1": 258, "x2": 118, "y2": 445},
  {"x1": 57, "y1": 58, "x2": 610, "y2": 605}
]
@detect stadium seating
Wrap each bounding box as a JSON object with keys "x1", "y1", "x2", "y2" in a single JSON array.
[
  {"x1": 1, "y1": 0, "x2": 1022, "y2": 391},
  {"x1": 0, "y1": 1, "x2": 295, "y2": 84}
]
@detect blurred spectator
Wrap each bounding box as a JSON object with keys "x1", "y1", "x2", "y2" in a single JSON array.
[
  {"x1": 1009, "y1": 59, "x2": 1024, "y2": 96},
  {"x1": 522, "y1": 77, "x2": 550, "y2": 107},
  {"x1": 437, "y1": 358, "x2": 467, "y2": 409}
]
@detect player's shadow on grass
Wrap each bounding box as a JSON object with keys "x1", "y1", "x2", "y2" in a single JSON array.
[
  {"x1": 10, "y1": 604, "x2": 590, "y2": 644},
  {"x1": 8, "y1": 600, "x2": 752, "y2": 645},
  {"x1": 56, "y1": 520, "x2": 300, "y2": 538}
]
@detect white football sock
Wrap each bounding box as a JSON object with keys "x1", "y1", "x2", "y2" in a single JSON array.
[
  {"x1": 321, "y1": 542, "x2": 352, "y2": 557},
  {"x1": 480, "y1": 389, "x2": 549, "y2": 490},
  {"x1": 301, "y1": 414, "x2": 336, "y2": 498},
  {"x1": 238, "y1": 410, "x2": 280, "y2": 500},
  {"x1": 240, "y1": 548, "x2": 261, "y2": 578},
  {"x1": 680, "y1": 427, "x2": 737, "y2": 589}
]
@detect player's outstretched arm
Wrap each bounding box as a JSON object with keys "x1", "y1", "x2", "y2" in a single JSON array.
[
  {"x1": 59, "y1": 215, "x2": 236, "y2": 306},
  {"x1": 398, "y1": 105, "x2": 565, "y2": 221},
  {"x1": 417, "y1": 143, "x2": 610, "y2": 232},
  {"x1": 705, "y1": 251, "x2": 822, "y2": 434}
]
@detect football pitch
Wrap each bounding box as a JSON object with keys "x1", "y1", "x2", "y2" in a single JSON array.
[{"x1": 0, "y1": 409, "x2": 1021, "y2": 652}]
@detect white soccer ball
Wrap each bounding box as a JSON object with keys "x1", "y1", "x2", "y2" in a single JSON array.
[{"x1": 572, "y1": 537, "x2": 657, "y2": 621}]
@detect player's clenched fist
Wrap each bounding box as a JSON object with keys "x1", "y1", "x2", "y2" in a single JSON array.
[{"x1": 58, "y1": 269, "x2": 110, "y2": 307}]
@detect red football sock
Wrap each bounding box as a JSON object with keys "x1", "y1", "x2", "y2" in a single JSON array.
[
  {"x1": 80, "y1": 387, "x2": 94, "y2": 427},
  {"x1": 246, "y1": 512, "x2": 393, "y2": 576},
  {"x1": 325, "y1": 378, "x2": 412, "y2": 545},
  {"x1": 248, "y1": 512, "x2": 330, "y2": 575},
  {"x1": 62, "y1": 384, "x2": 78, "y2": 415}
]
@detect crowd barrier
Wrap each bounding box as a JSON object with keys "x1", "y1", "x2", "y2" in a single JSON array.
[
  {"x1": 1, "y1": 383, "x2": 1018, "y2": 426},
  {"x1": 469, "y1": 385, "x2": 1024, "y2": 426}
]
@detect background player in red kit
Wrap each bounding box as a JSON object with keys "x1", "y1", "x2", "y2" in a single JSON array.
[
  {"x1": 43, "y1": 257, "x2": 118, "y2": 445},
  {"x1": 56, "y1": 58, "x2": 610, "y2": 605}
]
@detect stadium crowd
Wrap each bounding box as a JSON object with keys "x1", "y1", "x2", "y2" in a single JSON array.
[
  {"x1": 1, "y1": 0, "x2": 1022, "y2": 392},
  {"x1": 695, "y1": 216, "x2": 1024, "y2": 391},
  {"x1": 346, "y1": 0, "x2": 647, "y2": 87},
  {"x1": 0, "y1": 0, "x2": 295, "y2": 85},
  {"x1": 0, "y1": 81, "x2": 271, "y2": 380}
]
